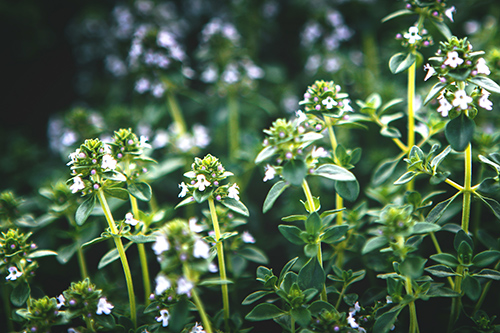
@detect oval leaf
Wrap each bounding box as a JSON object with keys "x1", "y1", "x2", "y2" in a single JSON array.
[
  {"x1": 221, "y1": 197, "x2": 249, "y2": 216},
  {"x1": 445, "y1": 114, "x2": 475, "y2": 152},
  {"x1": 282, "y1": 159, "x2": 308, "y2": 186},
  {"x1": 75, "y1": 195, "x2": 96, "y2": 226},
  {"x1": 389, "y1": 52, "x2": 416, "y2": 74},
  {"x1": 313, "y1": 164, "x2": 356, "y2": 181},
  {"x1": 263, "y1": 180, "x2": 289, "y2": 213},
  {"x1": 127, "y1": 181, "x2": 152, "y2": 201},
  {"x1": 334, "y1": 179, "x2": 359, "y2": 202},
  {"x1": 245, "y1": 303, "x2": 286, "y2": 321}
]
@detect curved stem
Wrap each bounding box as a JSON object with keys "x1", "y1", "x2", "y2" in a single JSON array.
[
  {"x1": 67, "y1": 214, "x2": 89, "y2": 279},
  {"x1": 166, "y1": 90, "x2": 187, "y2": 135},
  {"x1": 191, "y1": 288, "x2": 214, "y2": 333},
  {"x1": 301, "y1": 179, "x2": 316, "y2": 213},
  {"x1": 208, "y1": 198, "x2": 230, "y2": 332},
  {"x1": 97, "y1": 190, "x2": 137, "y2": 327}
]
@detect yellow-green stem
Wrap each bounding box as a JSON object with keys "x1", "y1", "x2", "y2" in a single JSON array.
[
  {"x1": 68, "y1": 214, "x2": 89, "y2": 279},
  {"x1": 407, "y1": 56, "x2": 416, "y2": 191},
  {"x1": 324, "y1": 118, "x2": 344, "y2": 225},
  {"x1": 208, "y1": 198, "x2": 230, "y2": 331},
  {"x1": 166, "y1": 90, "x2": 187, "y2": 135},
  {"x1": 291, "y1": 315, "x2": 296, "y2": 333},
  {"x1": 97, "y1": 190, "x2": 137, "y2": 327},
  {"x1": 449, "y1": 266, "x2": 464, "y2": 331},
  {"x1": 474, "y1": 260, "x2": 500, "y2": 313},
  {"x1": 430, "y1": 232, "x2": 454, "y2": 289},
  {"x1": 228, "y1": 91, "x2": 240, "y2": 160},
  {"x1": 405, "y1": 277, "x2": 419, "y2": 333},
  {"x1": 461, "y1": 143, "x2": 473, "y2": 234},
  {"x1": 191, "y1": 288, "x2": 214, "y2": 333}
]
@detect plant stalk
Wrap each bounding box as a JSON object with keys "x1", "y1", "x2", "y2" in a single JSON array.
[
  {"x1": 208, "y1": 197, "x2": 230, "y2": 332},
  {"x1": 405, "y1": 276, "x2": 419, "y2": 333},
  {"x1": 228, "y1": 90, "x2": 240, "y2": 160},
  {"x1": 67, "y1": 213, "x2": 89, "y2": 279},
  {"x1": 191, "y1": 287, "x2": 214, "y2": 333},
  {"x1": 407, "y1": 54, "x2": 416, "y2": 191},
  {"x1": 324, "y1": 117, "x2": 344, "y2": 225},
  {"x1": 97, "y1": 189, "x2": 137, "y2": 327},
  {"x1": 166, "y1": 90, "x2": 187, "y2": 135}
]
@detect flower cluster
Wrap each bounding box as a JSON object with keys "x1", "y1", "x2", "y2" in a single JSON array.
[
  {"x1": 178, "y1": 154, "x2": 240, "y2": 202},
  {"x1": 375, "y1": 204, "x2": 416, "y2": 241},
  {"x1": 152, "y1": 123, "x2": 210, "y2": 153},
  {"x1": 403, "y1": 0, "x2": 456, "y2": 23},
  {"x1": 0, "y1": 229, "x2": 38, "y2": 282},
  {"x1": 0, "y1": 190, "x2": 24, "y2": 226},
  {"x1": 17, "y1": 296, "x2": 63, "y2": 333},
  {"x1": 299, "y1": 80, "x2": 353, "y2": 119},
  {"x1": 398, "y1": 26, "x2": 433, "y2": 49},
  {"x1": 109, "y1": 128, "x2": 151, "y2": 159}
]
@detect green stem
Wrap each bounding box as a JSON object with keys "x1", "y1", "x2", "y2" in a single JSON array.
[
  {"x1": 97, "y1": 189, "x2": 137, "y2": 327},
  {"x1": 405, "y1": 277, "x2": 419, "y2": 333},
  {"x1": 191, "y1": 287, "x2": 214, "y2": 333},
  {"x1": 430, "y1": 232, "x2": 454, "y2": 289},
  {"x1": 474, "y1": 260, "x2": 500, "y2": 313},
  {"x1": 228, "y1": 90, "x2": 240, "y2": 160},
  {"x1": 449, "y1": 266, "x2": 464, "y2": 331},
  {"x1": 67, "y1": 214, "x2": 89, "y2": 279},
  {"x1": 335, "y1": 284, "x2": 346, "y2": 309},
  {"x1": 208, "y1": 198, "x2": 230, "y2": 332},
  {"x1": 324, "y1": 118, "x2": 344, "y2": 226},
  {"x1": 407, "y1": 53, "x2": 416, "y2": 191},
  {"x1": 290, "y1": 315, "x2": 296, "y2": 333},
  {"x1": 166, "y1": 90, "x2": 187, "y2": 135},
  {"x1": 462, "y1": 143, "x2": 472, "y2": 234}
]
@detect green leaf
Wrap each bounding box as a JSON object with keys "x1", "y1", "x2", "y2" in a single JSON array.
[
  {"x1": 362, "y1": 236, "x2": 388, "y2": 254},
  {"x1": 430, "y1": 253, "x2": 460, "y2": 268},
  {"x1": 430, "y1": 145, "x2": 452, "y2": 170},
  {"x1": 198, "y1": 278, "x2": 233, "y2": 286},
  {"x1": 281, "y1": 215, "x2": 307, "y2": 222},
  {"x1": 127, "y1": 181, "x2": 152, "y2": 201},
  {"x1": 389, "y1": 52, "x2": 416, "y2": 74},
  {"x1": 304, "y1": 243, "x2": 319, "y2": 257},
  {"x1": 98, "y1": 242, "x2": 132, "y2": 269},
  {"x1": 468, "y1": 76, "x2": 500, "y2": 94},
  {"x1": 237, "y1": 246, "x2": 269, "y2": 264},
  {"x1": 477, "y1": 195, "x2": 500, "y2": 220},
  {"x1": 291, "y1": 307, "x2": 312, "y2": 327},
  {"x1": 445, "y1": 114, "x2": 475, "y2": 152},
  {"x1": 56, "y1": 243, "x2": 78, "y2": 264},
  {"x1": 75, "y1": 195, "x2": 96, "y2": 226},
  {"x1": 255, "y1": 146, "x2": 278, "y2": 164},
  {"x1": 220, "y1": 197, "x2": 249, "y2": 216},
  {"x1": 423, "y1": 82, "x2": 448, "y2": 105},
  {"x1": 334, "y1": 179, "x2": 359, "y2": 202},
  {"x1": 399, "y1": 256, "x2": 427, "y2": 279},
  {"x1": 462, "y1": 275, "x2": 481, "y2": 301},
  {"x1": 122, "y1": 234, "x2": 156, "y2": 243},
  {"x1": 193, "y1": 188, "x2": 213, "y2": 203},
  {"x1": 282, "y1": 159, "x2": 308, "y2": 186},
  {"x1": 320, "y1": 225, "x2": 349, "y2": 244},
  {"x1": 305, "y1": 212, "x2": 322, "y2": 235},
  {"x1": 313, "y1": 164, "x2": 356, "y2": 181},
  {"x1": 175, "y1": 196, "x2": 195, "y2": 209},
  {"x1": 11, "y1": 281, "x2": 31, "y2": 307},
  {"x1": 473, "y1": 250, "x2": 500, "y2": 267},
  {"x1": 278, "y1": 225, "x2": 305, "y2": 245},
  {"x1": 425, "y1": 265, "x2": 459, "y2": 278},
  {"x1": 425, "y1": 192, "x2": 460, "y2": 223},
  {"x1": 245, "y1": 303, "x2": 286, "y2": 321},
  {"x1": 372, "y1": 158, "x2": 400, "y2": 186},
  {"x1": 319, "y1": 208, "x2": 345, "y2": 219},
  {"x1": 242, "y1": 290, "x2": 273, "y2": 305},
  {"x1": 373, "y1": 306, "x2": 404, "y2": 333},
  {"x1": 298, "y1": 257, "x2": 325, "y2": 292},
  {"x1": 473, "y1": 269, "x2": 500, "y2": 280},
  {"x1": 412, "y1": 222, "x2": 441, "y2": 234},
  {"x1": 430, "y1": 18, "x2": 452, "y2": 40},
  {"x1": 381, "y1": 9, "x2": 413, "y2": 22},
  {"x1": 308, "y1": 300, "x2": 335, "y2": 315},
  {"x1": 278, "y1": 257, "x2": 299, "y2": 287},
  {"x1": 263, "y1": 180, "x2": 289, "y2": 213},
  {"x1": 394, "y1": 171, "x2": 417, "y2": 185}
]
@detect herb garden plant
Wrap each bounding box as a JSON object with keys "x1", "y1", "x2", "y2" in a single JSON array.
[{"x1": 3, "y1": 0, "x2": 500, "y2": 332}]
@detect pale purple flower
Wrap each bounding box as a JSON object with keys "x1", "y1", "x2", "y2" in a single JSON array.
[
  {"x1": 322, "y1": 96, "x2": 338, "y2": 109},
  {"x1": 6, "y1": 266, "x2": 22, "y2": 281},
  {"x1": 191, "y1": 322, "x2": 206, "y2": 333},
  {"x1": 437, "y1": 93, "x2": 453, "y2": 117},
  {"x1": 178, "y1": 182, "x2": 189, "y2": 197},
  {"x1": 153, "y1": 235, "x2": 170, "y2": 255},
  {"x1": 96, "y1": 297, "x2": 114, "y2": 315},
  {"x1": 241, "y1": 231, "x2": 256, "y2": 244},
  {"x1": 193, "y1": 238, "x2": 211, "y2": 259},
  {"x1": 403, "y1": 26, "x2": 421, "y2": 44},
  {"x1": 476, "y1": 58, "x2": 491, "y2": 75},
  {"x1": 135, "y1": 78, "x2": 150, "y2": 93},
  {"x1": 445, "y1": 6, "x2": 456, "y2": 22},
  {"x1": 176, "y1": 276, "x2": 194, "y2": 295},
  {"x1": 227, "y1": 183, "x2": 240, "y2": 200},
  {"x1": 156, "y1": 309, "x2": 170, "y2": 327},
  {"x1": 424, "y1": 63, "x2": 435, "y2": 81},
  {"x1": 452, "y1": 90, "x2": 472, "y2": 110},
  {"x1": 70, "y1": 176, "x2": 85, "y2": 194},
  {"x1": 444, "y1": 51, "x2": 464, "y2": 68},
  {"x1": 101, "y1": 154, "x2": 117, "y2": 171},
  {"x1": 311, "y1": 146, "x2": 329, "y2": 159},
  {"x1": 155, "y1": 274, "x2": 171, "y2": 295},
  {"x1": 263, "y1": 164, "x2": 276, "y2": 182},
  {"x1": 56, "y1": 294, "x2": 66, "y2": 309},
  {"x1": 479, "y1": 90, "x2": 493, "y2": 110}
]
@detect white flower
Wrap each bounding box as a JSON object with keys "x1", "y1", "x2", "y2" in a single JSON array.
[
  {"x1": 311, "y1": 146, "x2": 329, "y2": 159},
  {"x1": 176, "y1": 276, "x2": 194, "y2": 295},
  {"x1": 263, "y1": 164, "x2": 276, "y2": 182},
  {"x1": 322, "y1": 96, "x2": 338, "y2": 109},
  {"x1": 153, "y1": 235, "x2": 170, "y2": 256},
  {"x1": 96, "y1": 297, "x2": 114, "y2": 315},
  {"x1": 403, "y1": 26, "x2": 422, "y2": 44},
  {"x1": 452, "y1": 90, "x2": 472, "y2": 110},
  {"x1": 135, "y1": 78, "x2": 150, "y2": 94},
  {"x1": 347, "y1": 311, "x2": 359, "y2": 329},
  {"x1": 155, "y1": 274, "x2": 171, "y2": 295},
  {"x1": 444, "y1": 51, "x2": 464, "y2": 68},
  {"x1": 125, "y1": 212, "x2": 139, "y2": 226},
  {"x1": 227, "y1": 184, "x2": 240, "y2": 200},
  {"x1": 295, "y1": 110, "x2": 308, "y2": 124},
  {"x1": 208, "y1": 262, "x2": 218, "y2": 273},
  {"x1": 342, "y1": 99, "x2": 354, "y2": 112},
  {"x1": 56, "y1": 294, "x2": 66, "y2": 309},
  {"x1": 70, "y1": 176, "x2": 85, "y2": 194},
  {"x1": 445, "y1": 6, "x2": 456, "y2": 22},
  {"x1": 193, "y1": 238, "x2": 211, "y2": 259},
  {"x1": 101, "y1": 154, "x2": 117, "y2": 171},
  {"x1": 194, "y1": 174, "x2": 211, "y2": 191},
  {"x1": 5, "y1": 266, "x2": 22, "y2": 281},
  {"x1": 189, "y1": 217, "x2": 204, "y2": 233},
  {"x1": 437, "y1": 93, "x2": 453, "y2": 117},
  {"x1": 156, "y1": 309, "x2": 170, "y2": 327},
  {"x1": 191, "y1": 322, "x2": 206, "y2": 333},
  {"x1": 67, "y1": 328, "x2": 80, "y2": 333},
  {"x1": 178, "y1": 182, "x2": 189, "y2": 197},
  {"x1": 476, "y1": 58, "x2": 491, "y2": 75},
  {"x1": 140, "y1": 136, "x2": 152, "y2": 149},
  {"x1": 479, "y1": 90, "x2": 493, "y2": 110},
  {"x1": 241, "y1": 231, "x2": 256, "y2": 244},
  {"x1": 423, "y1": 63, "x2": 436, "y2": 81},
  {"x1": 67, "y1": 149, "x2": 80, "y2": 166},
  {"x1": 192, "y1": 124, "x2": 211, "y2": 148}
]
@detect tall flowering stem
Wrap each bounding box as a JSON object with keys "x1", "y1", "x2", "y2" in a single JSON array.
[
  {"x1": 96, "y1": 189, "x2": 137, "y2": 327},
  {"x1": 166, "y1": 90, "x2": 187, "y2": 135},
  {"x1": 407, "y1": 57, "x2": 416, "y2": 191}
]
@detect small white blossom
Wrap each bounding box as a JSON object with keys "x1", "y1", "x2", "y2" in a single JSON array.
[
  {"x1": 151, "y1": 82, "x2": 166, "y2": 98},
  {"x1": 295, "y1": 110, "x2": 308, "y2": 124},
  {"x1": 70, "y1": 176, "x2": 85, "y2": 194},
  {"x1": 193, "y1": 238, "x2": 211, "y2": 259},
  {"x1": 67, "y1": 328, "x2": 80, "y2": 333},
  {"x1": 453, "y1": 90, "x2": 472, "y2": 110},
  {"x1": 155, "y1": 274, "x2": 171, "y2": 295},
  {"x1": 263, "y1": 164, "x2": 276, "y2": 182},
  {"x1": 437, "y1": 93, "x2": 453, "y2": 117},
  {"x1": 189, "y1": 217, "x2": 204, "y2": 233},
  {"x1": 404, "y1": 26, "x2": 422, "y2": 44},
  {"x1": 125, "y1": 213, "x2": 139, "y2": 226},
  {"x1": 311, "y1": 146, "x2": 329, "y2": 159},
  {"x1": 67, "y1": 149, "x2": 80, "y2": 166},
  {"x1": 191, "y1": 322, "x2": 206, "y2": 333},
  {"x1": 56, "y1": 294, "x2": 66, "y2": 309},
  {"x1": 96, "y1": 297, "x2": 114, "y2": 315},
  {"x1": 445, "y1": 6, "x2": 456, "y2": 22},
  {"x1": 476, "y1": 58, "x2": 491, "y2": 75},
  {"x1": 342, "y1": 99, "x2": 354, "y2": 112},
  {"x1": 178, "y1": 182, "x2": 189, "y2": 197},
  {"x1": 176, "y1": 276, "x2": 194, "y2": 295},
  {"x1": 208, "y1": 262, "x2": 218, "y2": 273},
  {"x1": 153, "y1": 235, "x2": 170, "y2": 255},
  {"x1": 101, "y1": 154, "x2": 117, "y2": 171},
  {"x1": 322, "y1": 96, "x2": 338, "y2": 109},
  {"x1": 135, "y1": 78, "x2": 150, "y2": 93},
  {"x1": 140, "y1": 136, "x2": 152, "y2": 149},
  {"x1": 444, "y1": 51, "x2": 464, "y2": 68},
  {"x1": 6, "y1": 266, "x2": 22, "y2": 281},
  {"x1": 479, "y1": 90, "x2": 493, "y2": 110},
  {"x1": 194, "y1": 174, "x2": 211, "y2": 191},
  {"x1": 156, "y1": 309, "x2": 170, "y2": 327},
  {"x1": 192, "y1": 124, "x2": 211, "y2": 148},
  {"x1": 241, "y1": 231, "x2": 256, "y2": 244},
  {"x1": 423, "y1": 63, "x2": 436, "y2": 81},
  {"x1": 227, "y1": 184, "x2": 240, "y2": 200}
]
